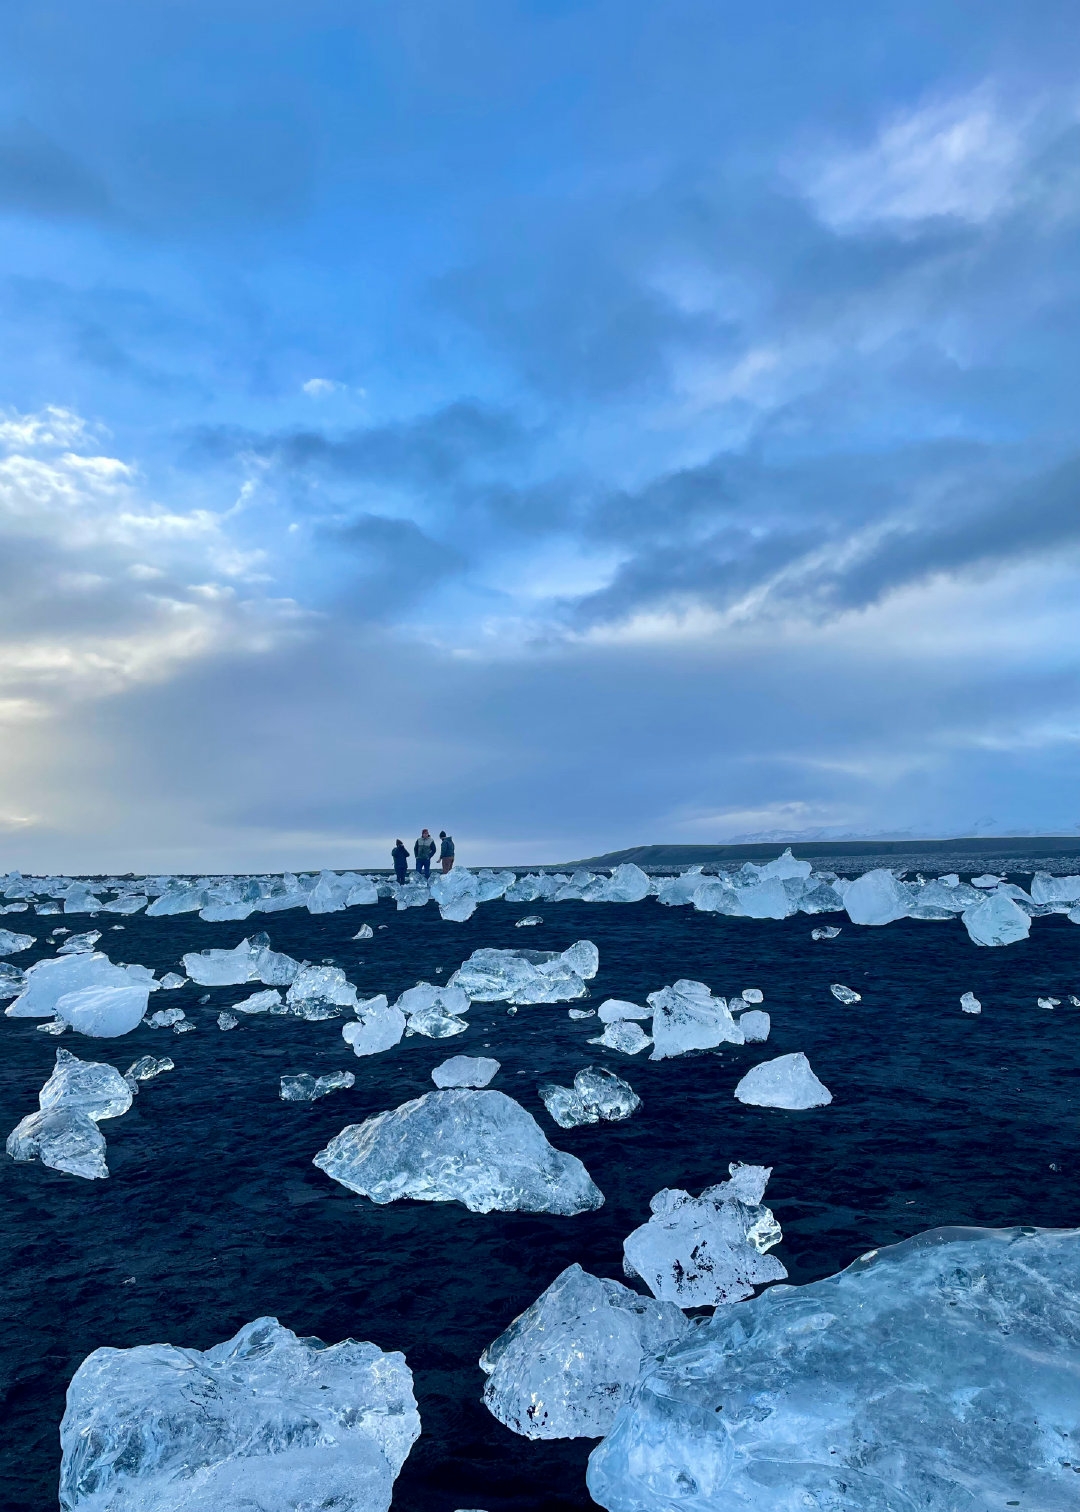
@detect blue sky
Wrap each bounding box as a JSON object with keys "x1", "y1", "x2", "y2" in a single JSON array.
[{"x1": 2, "y1": 0, "x2": 1080, "y2": 871}]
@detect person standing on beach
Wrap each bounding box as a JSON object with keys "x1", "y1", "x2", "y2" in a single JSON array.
[
  {"x1": 392, "y1": 839, "x2": 409, "y2": 885},
  {"x1": 439, "y1": 831, "x2": 455, "y2": 873},
  {"x1": 414, "y1": 829, "x2": 436, "y2": 878}
]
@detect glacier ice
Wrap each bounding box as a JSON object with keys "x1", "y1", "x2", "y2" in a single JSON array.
[
  {"x1": 740, "y1": 988, "x2": 763, "y2": 1004},
  {"x1": 280, "y1": 1070, "x2": 355, "y2": 1102},
  {"x1": 449, "y1": 940, "x2": 598, "y2": 1005},
  {"x1": 125, "y1": 1055, "x2": 174, "y2": 1081},
  {"x1": 0, "y1": 962, "x2": 26, "y2": 998},
  {"x1": 286, "y1": 964, "x2": 359, "y2": 1019},
  {"x1": 0, "y1": 927, "x2": 34, "y2": 953},
  {"x1": 622, "y1": 1164, "x2": 787, "y2": 1307},
  {"x1": 313, "y1": 1089, "x2": 604, "y2": 1214},
  {"x1": 963, "y1": 889, "x2": 1032, "y2": 947},
  {"x1": 146, "y1": 1006, "x2": 186, "y2": 1028},
  {"x1": 830, "y1": 982, "x2": 862, "y2": 1004},
  {"x1": 647, "y1": 980, "x2": 743, "y2": 1060},
  {"x1": 182, "y1": 933, "x2": 300, "y2": 988},
  {"x1": 159, "y1": 972, "x2": 186, "y2": 990},
  {"x1": 398, "y1": 982, "x2": 470, "y2": 1038},
  {"x1": 342, "y1": 995, "x2": 407, "y2": 1057},
  {"x1": 961, "y1": 991, "x2": 982, "y2": 1014},
  {"x1": 353, "y1": 923, "x2": 374, "y2": 939},
  {"x1": 538, "y1": 1067, "x2": 641, "y2": 1129},
  {"x1": 59, "y1": 1315, "x2": 421, "y2": 1512},
  {"x1": 597, "y1": 999, "x2": 650, "y2": 1023},
  {"x1": 810, "y1": 925, "x2": 841, "y2": 939},
  {"x1": 480, "y1": 1264, "x2": 688, "y2": 1441},
  {"x1": 431, "y1": 866, "x2": 480, "y2": 921},
  {"x1": 736, "y1": 1009, "x2": 770, "y2": 1042},
  {"x1": 217, "y1": 1011, "x2": 239, "y2": 1030},
  {"x1": 7, "y1": 1047, "x2": 133, "y2": 1180},
  {"x1": 1030, "y1": 871, "x2": 1080, "y2": 904},
  {"x1": 591, "y1": 863, "x2": 651, "y2": 904},
  {"x1": 432, "y1": 1055, "x2": 500, "y2": 1088},
  {"x1": 735, "y1": 1051, "x2": 832, "y2": 1109},
  {"x1": 55, "y1": 981, "x2": 150, "y2": 1037},
  {"x1": 234, "y1": 988, "x2": 283, "y2": 1014},
  {"x1": 6, "y1": 952, "x2": 155, "y2": 1022},
  {"x1": 57, "y1": 930, "x2": 102, "y2": 954},
  {"x1": 588, "y1": 1021, "x2": 652, "y2": 1055},
  {"x1": 844, "y1": 868, "x2": 911, "y2": 926},
  {"x1": 515, "y1": 914, "x2": 543, "y2": 927},
  {"x1": 569, "y1": 1007, "x2": 595, "y2": 1019},
  {"x1": 1039, "y1": 995, "x2": 1061, "y2": 1010},
  {"x1": 588, "y1": 1225, "x2": 1080, "y2": 1512}
]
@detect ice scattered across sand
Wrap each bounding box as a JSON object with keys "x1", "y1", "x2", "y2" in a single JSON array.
[
  {"x1": 6, "y1": 1047, "x2": 133, "y2": 1180},
  {"x1": 0, "y1": 928, "x2": 34, "y2": 954},
  {"x1": 125, "y1": 1055, "x2": 174, "y2": 1082},
  {"x1": 57, "y1": 930, "x2": 101, "y2": 954},
  {"x1": 480, "y1": 1264, "x2": 688, "y2": 1440},
  {"x1": 539, "y1": 1067, "x2": 640, "y2": 1129},
  {"x1": 314, "y1": 1089, "x2": 604, "y2": 1215},
  {"x1": 830, "y1": 982, "x2": 862, "y2": 1004},
  {"x1": 398, "y1": 982, "x2": 470, "y2": 1038},
  {"x1": 811, "y1": 925, "x2": 841, "y2": 940},
  {"x1": 6, "y1": 951, "x2": 155, "y2": 1022},
  {"x1": 647, "y1": 980, "x2": 743, "y2": 1060},
  {"x1": 737, "y1": 1010, "x2": 770, "y2": 1042},
  {"x1": 588, "y1": 1021, "x2": 652, "y2": 1055},
  {"x1": 734, "y1": 1051, "x2": 832, "y2": 1109},
  {"x1": 280, "y1": 1070, "x2": 355, "y2": 1102},
  {"x1": 588, "y1": 1225, "x2": 1080, "y2": 1512},
  {"x1": 59, "y1": 1315, "x2": 421, "y2": 1512},
  {"x1": 342, "y1": 995, "x2": 407, "y2": 1058},
  {"x1": 963, "y1": 889, "x2": 1032, "y2": 947},
  {"x1": 622, "y1": 1163, "x2": 787, "y2": 1307},
  {"x1": 597, "y1": 999, "x2": 650, "y2": 1023},
  {"x1": 449, "y1": 941, "x2": 598, "y2": 1005},
  {"x1": 432, "y1": 1055, "x2": 500, "y2": 1088},
  {"x1": 961, "y1": 991, "x2": 982, "y2": 1014}
]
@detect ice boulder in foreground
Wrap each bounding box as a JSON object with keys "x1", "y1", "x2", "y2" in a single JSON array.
[
  {"x1": 6, "y1": 952, "x2": 155, "y2": 1024},
  {"x1": 313, "y1": 1089, "x2": 604, "y2": 1215},
  {"x1": 449, "y1": 940, "x2": 598, "y2": 1005},
  {"x1": 539, "y1": 1067, "x2": 640, "y2": 1129},
  {"x1": 962, "y1": 889, "x2": 1032, "y2": 947},
  {"x1": 342, "y1": 994, "x2": 407, "y2": 1057},
  {"x1": 432, "y1": 1055, "x2": 500, "y2": 1088},
  {"x1": 622, "y1": 1163, "x2": 787, "y2": 1307},
  {"x1": 7, "y1": 1047, "x2": 132, "y2": 1180},
  {"x1": 480, "y1": 1264, "x2": 688, "y2": 1440},
  {"x1": 647, "y1": 980, "x2": 743, "y2": 1060},
  {"x1": 735, "y1": 1052, "x2": 832, "y2": 1109},
  {"x1": 588, "y1": 1225, "x2": 1080, "y2": 1512},
  {"x1": 59, "y1": 1315, "x2": 420, "y2": 1512},
  {"x1": 843, "y1": 868, "x2": 911, "y2": 926}
]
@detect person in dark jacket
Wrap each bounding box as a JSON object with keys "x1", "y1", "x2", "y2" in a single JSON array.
[
  {"x1": 414, "y1": 829, "x2": 436, "y2": 878},
  {"x1": 439, "y1": 831, "x2": 455, "y2": 873},
  {"x1": 392, "y1": 839, "x2": 409, "y2": 885}
]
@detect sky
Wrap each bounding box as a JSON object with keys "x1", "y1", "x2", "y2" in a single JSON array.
[{"x1": 2, "y1": 0, "x2": 1080, "y2": 872}]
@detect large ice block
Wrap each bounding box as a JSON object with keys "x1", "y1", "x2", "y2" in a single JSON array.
[
  {"x1": 432, "y1": 1055, "x2": 500, "y2": 1088},
  {"x1": 962, "y1": 889, "x2": 1032, "y2": 947},
  {"x1": 342, "y1": 995, "x2": 407, "y2": 1057},
  {"x1": 647, "y1": 980, "x2": 743, "y2": 1060},
  {"x1": 6, "y1": 1047, "x2": 133, "y2": 1180},
  {"x1": 734, "y1": 1051, "x2": 832, "y2": 1109},
  {"x1": 449, "y1": 941, "x2": 598, "y2": 1005},
  {"x1": 6, "y1": 952, "x2": 154, "y2": 1021}
]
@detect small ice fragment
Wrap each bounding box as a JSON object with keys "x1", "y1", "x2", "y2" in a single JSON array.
[
  {"x1": 57, "y1": 930, "x2": 101, "y2": 954},
  {"x1": 0, "y1": 928, "x2": 34, "y2": 954},
  {"x1": 961, "y1": 992, "x2": 982, "y2": 1014},
  {"x1": 233, "y1": 988, "x2": 282, "y2": 1014},
  {"x1": 507, "y1": 1006, "x2": 518, "y2": 1015},
  {"x1": 353, "y1": 924, "x2": 374, "y2": 939},
  {"x1": 811, "y1": 926, "x2": 841, "y2": 940},
  {"x1": 622, "y1": 1163, "x2": 787, "y2": 1306},
  {"x1": 432, "y1": 1055, "x2": 500, "y2": 1089},
  {"x1": 159, "y1": 972, "x2": 186, "y2": 990},
  {"x1": 515, "y1": 915, "x2": 543, "y2": 927},
  {"x1": 124, "y1": 1056, "x2": 174, "y2": 1081},
  {"x1": 146, "y1": 1007, "x2": 185, "y2": 1028},
  {"x1": 280, "y1": 1071, "x2": 356, "y2": 1102},
  {"x1": 734, "y1": 1052, "x2": 832, "y2": 1109},
  {"x1": 1038, "y1": 996, "x2": 1061, "y2": 1010},
  {"x1": 737, "y1": 1010, "x2": 771, "y2": 1042},
  {"x1": 588, "y1": 1021, "x2": 652, "y2": 1055},
  {"x1": 1070, "y1": 995, "x2": 1080, "y2": 1007},
  {"x1": 741, "y1": 988, "x2": 763, "y2": 1004},
  {"x1": 539, "y1": 1067, "x2": 640, "y2": 1128},
  {"x1": 217, "y1": 1011, "x2": 239, "y2": 1030},
  {"x1": 597, "y1": 999, "x2": 649, "y2": 1023},
  {"x1": 568, "y1": 1008, "x2": 595, "y2": 1019},
  {"x1": 971, "y1": 873, "x2": 1005, "y2": 887},
  {"x1": 342, "y1": 995, "x2": 407, "y2": 1057},
  {"x1": 830, "y1": 983, "x2": 862, "y2": 1004},
  {"x1": 173, "y1": 1019, "x2": 196, "y2": 1033},
  {"x1": 36, "y1": 1018, "x2": 69, "y2": 1034},
  {"x1": 314, "y1": 1089, "x2": 604, "y2": 1214}
]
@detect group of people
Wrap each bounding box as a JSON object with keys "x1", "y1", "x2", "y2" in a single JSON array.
[{"x1": 392, "y1": 829, "x2": 454, "y2": 883}]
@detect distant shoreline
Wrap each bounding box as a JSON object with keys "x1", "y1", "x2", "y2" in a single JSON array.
[{"x1": 562, "y1": 836, "x2": 1080, "y2": 871}]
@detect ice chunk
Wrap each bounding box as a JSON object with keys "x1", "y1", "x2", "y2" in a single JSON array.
[
  {"x1": 7, "y1": 1047, "x2": 132, "y2": 1180},
  {"x1": 588, "y1": 1225, "x2": 1080, "y2": 1512},
  {"x1": 757, "y1": 847, "x2": 812, "y2": 881},
  {"x1": 811, "y1": 925, "x2": 842, "y2": 939},
  {"x1": 735, "y1": 1051, "x2": 832, "y2": 1108},
  {"x1": 6, "y1": 951, "x2": 152, "y2": 1021},
  {"x1": 622, "y1": 1164, "x2": 787, "y2": 1307},
  {"x1": 125, "y1": 1055, "x2": 174, "y2": 1082},
  {"x1": 346, "y1": 876, "x2": 379, "y2": 906},
  {"x1": 480, "y1": 1264, "x2": 688, "y2": 1441},
  {"x1": 38, "y1": 1045, "x2": 133, "y2": 1118},
  {"x1": 972, "y1": 871, "x2": 1005, "y2": 886},
  {"x1": 398, "y1": 982, "x2": 470, "y2": 1038},
  {"x1": 233, "y1": 988, "x2": 282, "y2": 1014},
  {"x1": 59, "y1": 1315, "x2": 421, "y2": 1512},
  {"x1": 539, "y1": 1067, "x2": 640, "y2": 1129},
  {"x1": 961, "y1": 991, "x2": 982, "y2": 1014},
  {"x1": 146, "y1": 1006, "x2": 186, "y2": 1028},
  {"x1": 515, "y1": 914, "x2": 543, "y2": 927},
  {"x1": 286, "y1": 964, "x2": 359, "y2": 1019},
  {"x1": 741, "y1": 988, "x2": 763, "y2": 1003},
  {"x1": 569, "y1": 1008, "x2": 595, "y2": 1020},
  {"x1": 844, "y1": 868, "x2": 911, "y2": 925},
  {"x1": 597, "y1": 999, "x2": 650, "y2": 1023},
  {"x1": 588, "y1": 1021, "x2": 652, "y2": 1055},
  {"x1": 431, "y1": 866, "x2": 480, "y2": 922},
  {"x1": 63, "y1": 882, "x2": 104, "y2": 913},
  {"x1": 731, "y1": 876, "x2": 797, "y2": 919},
  {"x1": 314, "y1": 1089, "x2": 604, "y2": 1215},
  {"x1": 432, "y1": 1055, "x2": 500, "y2": 1088},
  {"x1": 594, "y1": 863, "x2": 651, "y2": 904},
  {"x1": 182, "y1": 938, "x2": 259, "y2": 986},
  {"x1": 647, "y1": 979, "x2": 743, "y2": 1060},
  {"x1": 0, "y1": 927, "x2": 34, "y2": 954},
  {"x1": 963, "y1": 889, "x2": 1032, "y2": 947},
  {"x1": 55, "y1": 981, "x2": 150, "y2": 1037},
  {"x1": 737, "y1": 1010, "x2": 770, "y2": 1041},
  {"x1": 449, "y1": 940, "x2": 598, "y2": 1005},
  {"x1": 1038, "y1": 996, "x2": 1061, "y2": 1010},
  {"x1": 830, "y1": 982, "x2": 862, "y2": 1004},
  {"x1": 342, "y1": 994, "x2": 407, "y2": 1057},
  {"x1": 159, "y1": 972, "x2": 186, "y2": 990},
  {"x1": 57, "y1": 929, "x2": 101, "y2": 954},
  {"x1": 0, "y1": 962, "x2": 27, "y2": 998},
  {"x1": 217, "y1": 1011, "x2": 239, "y2": 1031},
  {"x1": 394, "y1": 879, "x2": 430, "y2": 910},
  {"x1": 353, "y1": 923, "x2": 374, "y2": 940},
  {"x1": 280, "y1": 1070, "x2": 356, "y2": 1102}
]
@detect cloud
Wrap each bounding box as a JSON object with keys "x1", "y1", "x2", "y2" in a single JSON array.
[{"x1": 302, "y1": 378, "x2": 339, "y2": 396}]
